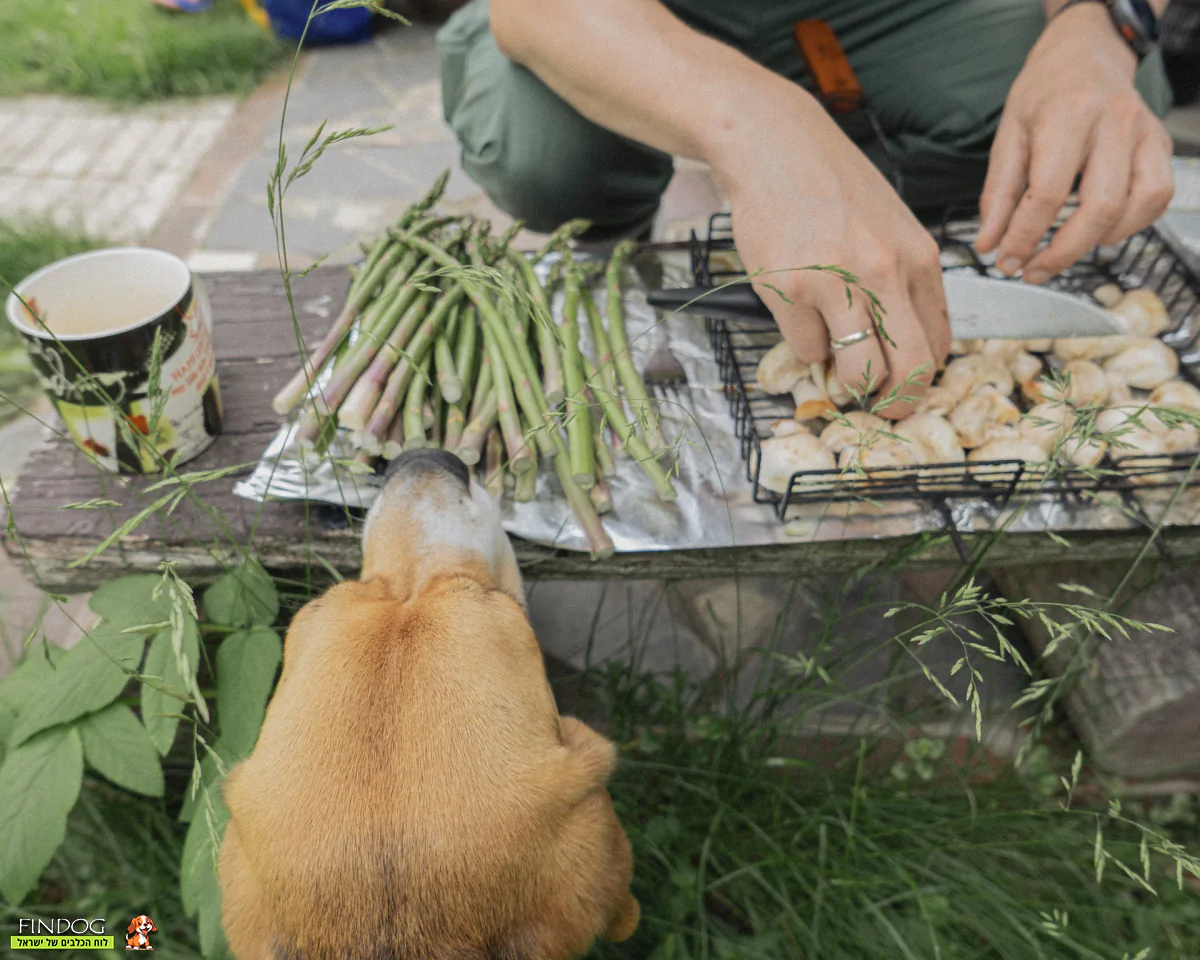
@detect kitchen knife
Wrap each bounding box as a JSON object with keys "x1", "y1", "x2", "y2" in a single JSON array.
[{"x1": 646, "y1": 272, "x2": 1124, "y2": 340}]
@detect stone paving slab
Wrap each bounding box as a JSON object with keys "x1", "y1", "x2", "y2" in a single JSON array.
[{"x1": 0, "y1": 96, "x2": 236, "y2": 242}]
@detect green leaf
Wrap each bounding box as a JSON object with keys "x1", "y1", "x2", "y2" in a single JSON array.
[
  {"x1": 78, "y1": 703, "x2": 164, "y2": 797},
  {"x1": 0, "y1": 726, "x2": 84, "y2": 904},
  {"x1": 141, "y1": 618, "x2": 201, "y2": 756},
  {"x1": 89, "y1": 574, "x2": 170, "y2": 628},
  {"x1": 9, "y1": 623, "x2": 147, "y2": 747},
  {"x1": 204, "y1": 558, "x2": 279, "y2": 628},
  {"x1": 217, "y1": 627, "x2": 282, "y2": 761},
  {"x1": 181, "y1": 779, "x2": 230, "y2": 920},
  {"x1": 0, "y1": 645, "x2": 66, "y2": 748}
]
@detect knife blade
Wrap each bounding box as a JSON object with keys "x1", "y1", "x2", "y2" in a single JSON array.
[{"x1": 646, "y1": 273, "x2": 1123, "y2": 340}]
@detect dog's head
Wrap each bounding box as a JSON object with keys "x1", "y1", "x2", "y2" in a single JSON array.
[
  {"x1": 361, "y1": 448, "x2": 523, "y2": 604},
  {"x1": 127, "y1": 916, "x2": 156, "y2": 936}
]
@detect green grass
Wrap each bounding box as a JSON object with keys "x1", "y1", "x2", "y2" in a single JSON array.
[
  {"x1": 0, "y1": 220, "x2": 104, "y2": 427},
  {"x1": 0, "y1": 0, "x2": 286, "y2": 103}
]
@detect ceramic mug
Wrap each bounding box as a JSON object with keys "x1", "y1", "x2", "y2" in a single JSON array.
[{"x1": 5, "y1": 248, "x2": 222, "y2": 473}]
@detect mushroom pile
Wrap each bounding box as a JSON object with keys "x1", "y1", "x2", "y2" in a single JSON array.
[{"x1": 752, "y1": 286, "x2": 1199, "y2": 494}]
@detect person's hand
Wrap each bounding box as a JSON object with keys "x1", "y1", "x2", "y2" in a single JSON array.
[
  {"x1": 706, "y1": 90, "x2": 949, "y2": 419},
  {"x1": 976, "y1": 1, "x2": 1174, "y2": 283}
]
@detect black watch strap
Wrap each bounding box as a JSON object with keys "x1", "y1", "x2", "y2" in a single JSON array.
[{"x1": 1058, "y1": 0, "x2": 1160, "y2": 60}]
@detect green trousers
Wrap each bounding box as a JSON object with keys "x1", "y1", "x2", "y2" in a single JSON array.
[{"x1": 437, "y1": 0, "x2": 1171, "y2": 238}]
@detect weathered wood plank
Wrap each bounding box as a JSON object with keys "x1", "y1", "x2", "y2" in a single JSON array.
[{"x1": 8, "y1": 266, "x2": 1200, "y2": 594}]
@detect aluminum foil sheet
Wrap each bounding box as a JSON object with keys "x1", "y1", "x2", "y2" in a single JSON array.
[{"x1": 235, "y1": 247, "x2": 1195, "y2": 552}]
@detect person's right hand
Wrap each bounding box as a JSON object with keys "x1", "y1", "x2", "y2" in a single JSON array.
[{"x1": 705, "y1": 89, "x2": 950, "y2": 419}]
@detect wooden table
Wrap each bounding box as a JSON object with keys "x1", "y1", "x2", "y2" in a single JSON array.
[
  {"x1": 9, "y1": 267, "x2": 1200, "y2": 593},
  {"x1": 7, "y1": 267, "x2": 1200, "y2": 779}
]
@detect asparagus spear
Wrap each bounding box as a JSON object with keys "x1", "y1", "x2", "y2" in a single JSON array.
[
  {"x1": 560, "y1": 265, "x2": 595, "y2": 488},
  {"x1": 457, "y1": 387, "x2": 497, "y2": 466},
  {"x1": 483, "y1": 427, "x2": 505, "y2": 499},
  {"x1": 272, "y1": 214, "x2": 443, "y2": 414},
  {"x1": 605, "y1": 240, "x2": 667, "y2": 455},
  {"x1": 360, "y1": 285, "x2": 466, "y2": 455},
  {"x1": 589, "y1": 477, "x2": 613, "y2": 515},
  {"x1": 514, "y1": 455, "x2": 538, "y2": 502},
  {"x1": 390, "y1": 230, "x2": 613, "y2": 556},
  {"x1": 434, "y1": 334, "x2": 463, "y2": 405},
  {"x1": 482, "y1": 321, "x2": 534, "y2": 475},
  {"x1": 403, "y1": 355, "x2": 432, "y2": 451},
  {"x1": 382, "y1": 411, "x2": 405, "y2": 461},
  {"x1": 583, "y1": 355, "x2": 676, "y2": 501},
  {"x1": 505, "y1": 250, "x2": 565, "y2": 408}
]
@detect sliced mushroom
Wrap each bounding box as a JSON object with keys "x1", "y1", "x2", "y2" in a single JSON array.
[
  {"x1": 912, "y1": 384, "x2": 957, "y2": 416},
  {"x1": 894, "y1": 412, "x2": 964, "y2": 465},
  {"x1": 756, "y1": 340, "x2": 808, "y2": 395},
  {"x1": 1051, "y1": 335, "x2": 1132, "y2": 364},
  {"x1": 1109, "y1": 288, "x2": 1170, "y2": 338},
  {"x1": 1061, "y1": 436, "x2": 1107, "y2": 469},
  {"x1": 1092, "y1": 283, "x2": 1124, "y2": 308},
  {"x1": 1023, "y1": 338, "x2": 1054, "y2": 354},
  {"x1": 819, "y1": 411, "x2": 888, "y2": 454},
  {"x1": 792, "y1": 378, "x2": 837, "y2": 421},
  {"x1": 1149, "y1": 380, "x2": 1200, "y2": 412},
  {"x1": 1018, "y1": 401, "x2": 1076, "y2": 452},
  {"x1": 1009, "y1": 351, "x2": 1043, "y2": 388},
  {"x1": 837, "y1": 436, "x2": 921, "y2": 481},
  {"x1": 967, "y1": 435, "x2": 1050, "y2": 478},
  {"x1": 756, "y1": 431, "x2": 836, "y2": 493},
  {"x1": 939, "y1": 355, "x2": 1014, "y2": 402},
  {"x1": 1024, "y1": 359, "x2": 1108, "y2": 407},
  {"x1": 950, "y1": 393, "x2": 1021, "y2": 449},
  {"x1": 1104, "y1": 338, "x2": 1179, "y2": 390}
]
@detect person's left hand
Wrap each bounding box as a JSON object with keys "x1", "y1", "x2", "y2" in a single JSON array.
[{"x1": 975, "y1": 1, "x2": 1174, "y2": 283}]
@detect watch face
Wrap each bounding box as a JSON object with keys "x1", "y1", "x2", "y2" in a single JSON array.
[{"x1": 1117, "y1": 0, "x2": 1160, "y2": 47}]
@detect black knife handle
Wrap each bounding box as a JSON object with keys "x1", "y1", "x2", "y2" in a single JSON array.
[{"x1": 646, "y1": 284, "x2": 775, "y2": 322}]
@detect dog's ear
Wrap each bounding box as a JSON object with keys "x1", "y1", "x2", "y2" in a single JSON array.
[
  {"x1": 147, "y1": 918, "x2": 157, "y2": 933},
  {"x1": 127, "y1": 918, "x2": 139, "y2": 933}
]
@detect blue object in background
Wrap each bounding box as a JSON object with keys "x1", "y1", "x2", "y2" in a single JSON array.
[{"x1": 264, "y1": 0, "x2": 374, "y2": 45}]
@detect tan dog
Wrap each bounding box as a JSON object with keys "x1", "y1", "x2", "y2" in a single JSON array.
[{"x1": 218, "y1": 449, "x2": 639, "y2": 959}]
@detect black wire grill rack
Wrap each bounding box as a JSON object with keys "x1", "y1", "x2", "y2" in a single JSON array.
[{"x1": 693, "y1": 210, "x2": 1200, "y2": 538}]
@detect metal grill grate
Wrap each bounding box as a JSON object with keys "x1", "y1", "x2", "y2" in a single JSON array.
[{"x1": 695, "y1": 211, "x2": 1200, "y2": 524}]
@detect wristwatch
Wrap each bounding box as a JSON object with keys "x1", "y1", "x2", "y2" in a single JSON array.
[{"x1": 1058, "y1": 0, "x2": 1160, "y2": 60}]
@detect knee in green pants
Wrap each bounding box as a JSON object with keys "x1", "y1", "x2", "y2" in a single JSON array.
[{"x1": 438, "y1": 0, "x2": 673, "y2": 238}]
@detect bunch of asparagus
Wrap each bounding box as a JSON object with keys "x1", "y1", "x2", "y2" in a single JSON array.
[{"x1": 271, "y1": 172, "x2": 678, "y2": 558}]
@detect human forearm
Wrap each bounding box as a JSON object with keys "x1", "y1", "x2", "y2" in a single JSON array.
[
  {"x1": 1042, "y1": 1, "x2": 1168, "y2": 20},
  {"x1": 489, "y1": 0, "x2": 825, "y2": 170}
]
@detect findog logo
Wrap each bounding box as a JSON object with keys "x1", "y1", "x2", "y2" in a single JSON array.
[{"x1": 125, "y1": 915, "x2": 157, "y2": 951}]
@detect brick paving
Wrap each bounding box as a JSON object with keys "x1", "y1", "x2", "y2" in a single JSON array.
[{"x1": 0, "y1": 95, "x2": 235, "y2": 241}]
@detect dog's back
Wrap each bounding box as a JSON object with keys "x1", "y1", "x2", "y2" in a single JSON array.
[{"x1": 221, "y1": 575, "x2": 635, "y2": 960}]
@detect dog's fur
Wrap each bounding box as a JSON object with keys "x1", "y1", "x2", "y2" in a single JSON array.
[
  {"x1": 218, "y1": 451, "x2": 638, "y2": 960},
  {"x1": 126, "y1": 915, "x2": 156, "y2": 950}
]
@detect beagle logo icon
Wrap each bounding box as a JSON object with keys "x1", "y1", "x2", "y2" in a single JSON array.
[{"x1": 125, "y1": 915, "x2": 157, "y2": 950}]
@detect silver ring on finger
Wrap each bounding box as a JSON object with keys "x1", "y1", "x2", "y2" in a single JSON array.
[{"x1": 829, "y1": 326, "x2": 876, "y2": 352}]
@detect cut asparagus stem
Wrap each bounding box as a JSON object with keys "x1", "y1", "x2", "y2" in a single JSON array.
[
  {"x1": 403, "y1": 355, "x2": 431, "y2": 451},
  {"x1": 482, "y1": 321, "x2": 534, "y2": 475},
  {"x1": 514, "y1": 455, "x2": 538, "y2": 502},
  {"x1": 588, "y1": 477, "x2": 613, "y2": 515},
  {"x1": 347, "y1": 234, "x2": 388, "y2": 302},
  {"x1": 382, "y1": 412, "x2": 405, "y2": 460},
  {"x1": 361, "y1": 285, "x2": 467, "y2": 454},
  {"x1": 505, "y1": 250, "x2": 565, "y2": 408},
  {"x1": 443, "y1": 400, "x2": 466, "y2": 452},
  {"x1": 457, "y1": 387, "x2": 497, "y2": 466},
  {"x1": 271, "y1": 216, "x2": 442, "y2": 414},
  {"x1": 428, "y1": 388, "x2": 442, "y2": 444},
  {"x1": 550, "y1": 449, "x2": 615, "y2": 559},
  {"x1": 606, "y1": 240, "x2": 667, "y2": 455},
  {"x1": 422, "y1": 399, "x2": 436, "y2": 432},
  {"x1": 388, "y1": 230, "x2": 612, "y2": 557},
  {"x1": 583, "y1": 356, "x2": 677, "y2": 501},
  {"x1": 499, "y1": 295, "x2": 544, "y2": 408},
  {"x1": 590, "y1": 398, "x2": 618, "y2": 479},
  {"x1": 468, "y1": 355, "x2": 493, "y2": 420},
  {"x1": 484, "y1": 427, "x2": 504, "y2": 498},
  {"x1": 434, "y1": 334, "x2": 463, "y2": 405},
  {"x1": 560, "y1": 265, "x2": 595, "y2": 488},
  {"x1": 336, "y1": 280, "x2": 438, "y2": 433}
]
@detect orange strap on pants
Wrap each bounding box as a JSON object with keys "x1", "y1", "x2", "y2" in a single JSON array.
[{"x1": 793, "y1": 20, "x2": 864, "y2": 114}]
